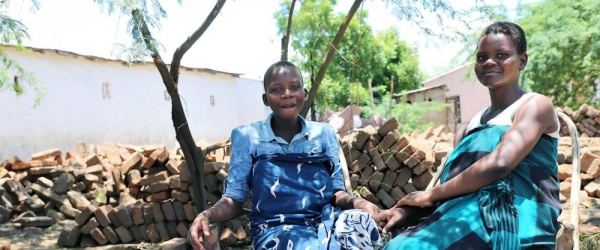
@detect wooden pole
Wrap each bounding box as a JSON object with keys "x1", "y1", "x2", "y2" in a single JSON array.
[
  {"x1": 389, "y1": 75, "x2": 395, "y2": 118},
  {"x1": 368, "y1": 78, "x2": 376, "y2": 117}
]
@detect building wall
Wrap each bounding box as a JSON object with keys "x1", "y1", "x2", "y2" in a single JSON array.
[
  {"x1": 401, "y1": 85, "x2": 450, "y2": 132},
  {"x1": 0, "y1": 46, "x2": 268, "y2": 160},
  {"x1": 422, "y1": 65, "x2": 490, "y2": 124}
]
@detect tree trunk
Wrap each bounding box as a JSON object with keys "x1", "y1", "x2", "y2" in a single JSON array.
[
  {"x1": 300, "y1": 0, "x2": 364, "y2": 117},
  {"x1": 281, "y1": 0, "x2": 296, "y2": 61}
]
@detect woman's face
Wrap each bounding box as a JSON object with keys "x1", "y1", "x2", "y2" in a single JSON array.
[
  {"x1": 262, "y1": 67, "x2": 306, "y2": 121},
  {"x1": 474, "y1": 33, "x2": 527, "y2": 89}
]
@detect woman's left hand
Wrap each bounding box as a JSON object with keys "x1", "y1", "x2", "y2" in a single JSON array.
[
  {"x1": 394, "y1": 190, "x2": 435, "y2": 208},
  {"x1": 355, "y1": 199, "x2": 381, "y2": 218}
]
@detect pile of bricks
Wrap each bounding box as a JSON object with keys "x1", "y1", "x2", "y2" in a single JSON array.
[
  {"x1": 340, "y1": 118, "x2": 453, "y2": 209},
  {"x1": 558, "y1": 104, "x2": 600, "y2": 137},
  {"x1": 0, "y1": 141, "x2": 242, "y2": 248}
]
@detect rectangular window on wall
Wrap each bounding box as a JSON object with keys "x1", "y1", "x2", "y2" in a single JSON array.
[{"x1": 102, "y1": 82, "x2": 111, "y2": 99}]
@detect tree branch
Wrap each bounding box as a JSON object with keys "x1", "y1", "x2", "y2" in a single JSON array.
[
  {"x1": 301, "y1": 0, "x2": 364, "y2": 117},
  {"x1": 170, "y1": 0, "x2": 227, "y2": 84},
  {"x1": 281, "y1": 0, "x2": 296, "y2": 61}
]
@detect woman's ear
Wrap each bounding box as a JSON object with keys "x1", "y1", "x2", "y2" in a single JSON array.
[
  {"x1": 519, "y1": 53, "x2": 528, "y2": 71},
  {"x1": 304, "y1": 88, "x2": 308, "y2": 97},
  {"x1": 262, "y1": 93, "x2": 269, "y2": 106}
]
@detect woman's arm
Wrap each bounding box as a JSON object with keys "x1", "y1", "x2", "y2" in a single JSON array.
[
  {"x1": 333, "y1": 190, "x2": 380, "y2": 216},
  {"x1": 188, "y1": 197, "x2": 243, "y2": 249},
  {"x1": 399, "y1": 95, "x2": 558, "y2": 206}
]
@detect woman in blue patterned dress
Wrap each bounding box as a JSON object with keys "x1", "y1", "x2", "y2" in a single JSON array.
[
  {"x1": 377, "y1": 22, "x2": 561, "y2": 249},
  {"x1": 189, "y1": 61, "x2": 382, "y2": 250}
]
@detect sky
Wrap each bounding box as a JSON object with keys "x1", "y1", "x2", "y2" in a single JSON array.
[{"x1": 5, "y1": 0, "x2": 530, "y2": 80}]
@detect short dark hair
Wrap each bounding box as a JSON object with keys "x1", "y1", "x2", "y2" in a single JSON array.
[
  {"x1": 479, "y1": 22, "x2": 527, "y2": 55},
  {"x1": 263, "y1": 61, "x2": 303, "y2": 92}
]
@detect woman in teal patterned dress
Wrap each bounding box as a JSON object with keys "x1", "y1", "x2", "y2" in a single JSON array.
[{"x1": 377, "y1": 22, "x2": 561, "y2": 249}]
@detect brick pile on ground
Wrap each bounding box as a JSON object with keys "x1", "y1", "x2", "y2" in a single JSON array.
[
  {"x1": 340, "y1": 118, "x2": 454, "y2": 209},
  {"x1": 557, "y1": 104, "x2": 600, "y2": 138},
  {"x1": 0, "y1": 141, "x2": 248, "y2": 248}
]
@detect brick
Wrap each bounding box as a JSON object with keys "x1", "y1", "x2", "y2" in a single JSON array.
[
  {"x1": 16, "y1": 216, "x2": 54, "y2": 227},
  {"x1": 413, "y1": 170, "x2": 433, "y2": 190},
  {"x1": 140, "y1": 171, "x2": 169, "y2": 186},
  {"x1": 161, "y1": 201, "x2": 177, "y2": 222},
  {"x1": 171, "y1": 189, "x2": 191, "y2": 203},
  {"x1": 52, "y1": 173, "x2": 74, "y2": 195},
  {"x1": 383, "y1": 152, "x2": 401, "y2": 171},
  {"x1": 143, "y1": 203, "x2": 155, "y2": 224},
  {"x1": 368, "y1": 171, "x2": 385, "y2": 192},
  {"x1": 376, "y1": 189, "x2": 395, "y2": 208},
  {"x1": 89, "y1": 227, "x2": 108, "y2": 245},
  {"x1": 183, "y1": 202, "x2": 197, "y2": 221},
  {"x1": 586, "y1": 159, "x2": 600, "y2": 178},
  {"x1": 59, "y1": 205, "x2": 81, "y2": 219},
  {"x1": 28, "y1": 166, "x2": 57, "y2": 175},
  {"x1": 220, "y1": 227, "x2": 237, "y2": 245},
  {"x1": 352, "y1": 126, "x2": 376, "y2": 150},
  {"x1": 120, "y1": 151, "x2": 142, "y2": 174},
  {"x1": 165, "y1": 159, "x2": 182, "y2": 175},
  {"x1": 155, "y1": 221, "x2": 171, "y2": 241},
  {"x1": 395, "y1": 168, "x2": 412, "y2": 187},
  {"x1": 132, "y1": 204, "x2": 145, "y2": 225},
  {"x1": 130, "y1": 225, "x2": 143, "y2": 242},
  {"x1": 105, "y1": 148, "x2": 123, "y2": 166},
  {"x1": 149, "y1": 191, "x2": 170, "y2": 203},
  {"x1": 75, "y1": 205, "x2": 98, "y2": 226},
  {"x1": 94, "y1": 205, "x2": 112, "y2": 227},
  {"x1": 152, "y1": 202, "x2": 165, "y2": 222},
  {"x1": 179, "y1": 161, "x2": 190, "y2": 183},
  {"x1": 558, "y1": 164, "x2": 573, "y2": 181},
  {"x1": 148, "y1": 180, "x2": 170, "y2": 193},
  {"x1": 381, "y1": 170, "x2": 398, "y2": 192},
  {"x1": 65, "y1": 191, "x2": 90, "y2": 211},
  {"x1": 165, "y1": 221, "x2": 178, "y2": 238},
  {"x1": 115, "y1": 207, "x2": 134, "y2": 228},
  {"x1": 379, "y1": 132, "x2": 400, "y2": 152},
  {"x1": 83, "y1": 154, "x2": 102, "y2": 168},
  {"x1": 389, "y1": 186, "x2": 406, "y2": 202},
  {"x1": 102, "y1": 226, "x2": 119, "y2": 244},
  {"x1": 168, "y1": 175, "x2": 182, "y2": 189},
  {"x1": 378, "y1": 117, "x2": 399, "y2": 136},
  {"x1": 368, "y1": 148, "x2": 386, "y2": 170},
  {"x1": 57, "y1": 227, "x2": 71, "y2": 247},
  {"x1": 138, "y1": 224, "x2": 150, "y2": 242},
  {"x1": 31, "y1": 148, "x2": 62, "y2": 161},
  {"x1": 115, "y1": 226, "x2": 134, "y2": 243},
  {"x1": 403, "y1": 182, "x2": 417, "y2": 194},
  {"x1": 107, "y1": 206, "x2": 123, "y2": 227},
  {"x1": 81, "y1": 217, "x2": 100, "y2": 234},
  {"x1": 65, "y1": 226, "x2": 82, "y2": 247},
  {"x1": 359, "y1": 165, "x2": 374, "y2": 186},
  {"x1": 3, "y1": 179, "x2": 31, "y2": 202},
  {"x1": 204, "y1": 162, "x2": 226, "y2": 174},
  {"x1": 142, "y1": 149, "x2": 160, "y2": 169},
  {"x1": 581, "y1": 151, "x2": 600, "y2": 172},
  {"x1": 146, "y1": 223, "x2": 161, "y2": 243},
  {"x1": 172, "y1": 200, "x2": 186, "y2": 221},
  {"x1": 176, "y1": 221, "x2": 189, "y2": 237},
  {"x1": 127, "y1": 169, "x2": 141, "y2": 187}
]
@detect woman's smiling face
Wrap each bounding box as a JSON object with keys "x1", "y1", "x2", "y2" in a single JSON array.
[{"x1": 475, "y1": 33, "x2": 527, "y2": 89}]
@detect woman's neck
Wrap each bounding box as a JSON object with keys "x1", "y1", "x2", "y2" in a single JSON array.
[
  {"x1": 488, "y1": 87, "x2": 526, "y2": 112},
  {"x1": 271, "y1": 116, "x2": 302, "y2": 143}
]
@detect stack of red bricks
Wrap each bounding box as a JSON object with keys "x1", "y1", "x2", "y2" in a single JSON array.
[
  {"x1": 557, "y1": 104, "x2": 600, "y2": 137},
  {"x1": 0, "y1": 141, "x2": 241, "y2": 248},
  {"x1": 340, "y1": 118, "x2": 453, "y2": 209}
]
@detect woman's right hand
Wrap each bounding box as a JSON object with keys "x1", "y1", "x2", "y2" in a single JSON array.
[
  {"x1": 188, "y1": 213, "x2": 210, "y2": 250},
  {"x1": 374, "y1": 208, "x2": 408, "y2": 234}
]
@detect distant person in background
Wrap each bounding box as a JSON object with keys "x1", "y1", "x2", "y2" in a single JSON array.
[
  {"x1": 377, "y1": 21, "x2": 561, "y2": 249},
  {"x1": 188, "y1": 61, "x2": 382, "y2": 250}
]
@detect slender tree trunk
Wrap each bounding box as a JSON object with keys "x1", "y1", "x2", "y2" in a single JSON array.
[
  {"x1": 132, "y1": 0, "x2": 227, "y2": 216},
  {"x1": 301, "y1": 0, "x2": 364, "y2": 117},
  {"x1": 368, "y1": 78, "x2": 375, "y2": 116},
  {"x1": 389, "y1": 75, "x2": 394, "y2": 118},
  {"x1": 281, "y1": 0, "x2": 296, "y2": 61}
]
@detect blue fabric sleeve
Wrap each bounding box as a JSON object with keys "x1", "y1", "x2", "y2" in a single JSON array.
[{"x1": 222, "y1": 127, "x2": 253, "y2": 202}]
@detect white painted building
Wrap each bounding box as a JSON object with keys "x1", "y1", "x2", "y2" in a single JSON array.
[{"x1": 0, "y1": 45, "x2": 270, "y2": 160}]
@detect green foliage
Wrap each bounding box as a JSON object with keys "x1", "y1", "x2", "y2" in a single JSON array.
[
  {"x1": 274, "y1": 0, "x2": 422, "y2": 114},
  {"x1": 0, "y1": 0, "x2": 45, "y2": 106},
  {"x1": 519, "y1": 0, "x2": 600, "y2": 109},
  {"x1": 392, "y1": 101, "x2": 448, "y2": 135}
]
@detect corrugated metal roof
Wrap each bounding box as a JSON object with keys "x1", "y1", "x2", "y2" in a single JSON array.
[{"x1": 1, "y1": 44, "x2": 242, "y2": 78}]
